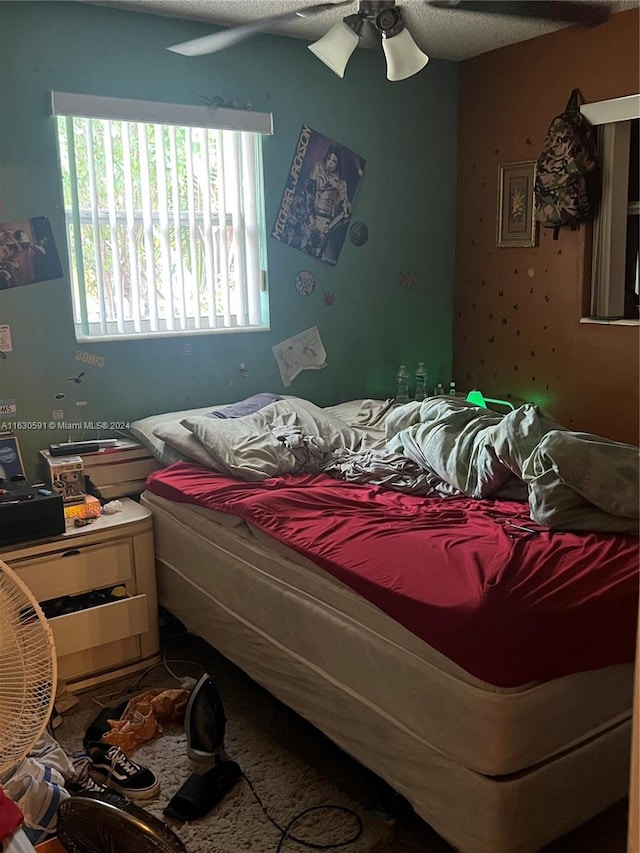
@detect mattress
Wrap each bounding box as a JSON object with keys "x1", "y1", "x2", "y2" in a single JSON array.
[
  {"x1": 141, "y1": 489, "x2": 634, "y2": 778},
  {"x1": 145, "y1": 464, "x2": 639, "y2": 687}
]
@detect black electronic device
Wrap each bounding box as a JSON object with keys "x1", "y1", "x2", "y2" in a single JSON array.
[
  {"x1": 0, "y1": 481, "x2": 65, "y2": 547},
  {"x1": 49, "y1": 439, "x2": 119, "y2": 457}
]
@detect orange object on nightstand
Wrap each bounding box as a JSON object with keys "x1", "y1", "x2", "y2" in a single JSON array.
[{"x1": 63, "y1": 494, "x2": 101, "y2": 521}]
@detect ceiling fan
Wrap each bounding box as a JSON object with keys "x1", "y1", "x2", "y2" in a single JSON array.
[{"x1": 167, "y1": 0, "x2": 614, "y2": 81}]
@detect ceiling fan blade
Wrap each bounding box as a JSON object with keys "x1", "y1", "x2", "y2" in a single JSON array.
[
  {"x1": 427, "y1": 1, "x2": 612, "y2": 26},
  {"x1": 168, "y1": 1, "x2": 353, "y2": 57}
]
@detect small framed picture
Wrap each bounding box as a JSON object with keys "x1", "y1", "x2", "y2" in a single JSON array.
[
  {"x1": 496, "y1": 160, "x2": 538, "y2": 248},
  {"x1": 0, "y1": 434, "x2": 25, "y2": 481}
]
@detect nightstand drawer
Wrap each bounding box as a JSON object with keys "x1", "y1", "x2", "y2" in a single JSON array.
[
  {"x1": 8, "y1": 540, "x2": 133, "y2": 601},
  {"x1": 0, "y1": 497, "x2": 160, "y2": 691},
  {"x1": 50, "y1": 594, "x2": 149, "y2": 657}
]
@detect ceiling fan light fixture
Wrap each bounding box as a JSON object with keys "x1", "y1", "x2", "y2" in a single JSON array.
[
  {"x1": 377, "y1": 8, "x2": 429, "y2": 82},
  {"x1": 308, "y1": 14, "x2": 364, "y2": 78}
]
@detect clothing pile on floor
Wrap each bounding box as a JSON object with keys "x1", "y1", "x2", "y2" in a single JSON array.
[
  {"x1": 1, "y1": 685, "x2": 189, "y2": 845},
  {"x1": 97, "y1": 687, "x2": 189, "y2": 753},
  {"x1": 1, "y1": 676, "x2": 240, "y2": 844},
  {"x1": 0, "y1": 728, "x2": 161, "y2": 845}
]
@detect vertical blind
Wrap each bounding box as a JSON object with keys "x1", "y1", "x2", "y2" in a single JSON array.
[{"x1": 51, "y1": 92, "x2": 272, "y2": 341}]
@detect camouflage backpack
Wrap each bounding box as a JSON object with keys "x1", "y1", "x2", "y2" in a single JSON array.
[{"x1": 534, "y1": 89, "x2": 601, "y2": 240}]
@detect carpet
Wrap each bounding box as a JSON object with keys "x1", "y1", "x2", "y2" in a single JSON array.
[{"x1": 54, "y1": 633, "x2": 397, "y2": 853}]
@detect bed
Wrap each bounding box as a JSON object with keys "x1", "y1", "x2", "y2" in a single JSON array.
[{"x1": 129, "y1": 394, "x2": 640, "y2": 853}]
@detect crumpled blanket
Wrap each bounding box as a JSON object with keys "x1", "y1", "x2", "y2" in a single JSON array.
[
  {"x1": 276, "y1": 429, "x2": 328, "y2": 472},
  {"x1": 322, "y1": 446, "x2": 461, "y2": 496},
  {"x1": 386, "y1": 397, "x2": 564, "y2": 500},
  {"x1": 101, "y1": 688, "x2": 190, "y2": 754},
  {"x1": 136, "y1": 394, "x2": 639, "y2": 535},
  {"x1": 386, "y1": 397, "x2": 639, "y2": 533},
  {"x1": 0, "y1": 730, "x2": 83, "y2": 845},
  {"x1": 524, "y1": 430, "x2": 640, "y2": 533}
]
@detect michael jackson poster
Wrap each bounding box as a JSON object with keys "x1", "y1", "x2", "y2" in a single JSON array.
[{"x1": 272, "y1": 126, "x2": 365, "y2": 266}]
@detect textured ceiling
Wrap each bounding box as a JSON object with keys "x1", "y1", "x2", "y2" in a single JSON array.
[{"x1": 87, "y1": 0, "x2": 634, "y2": 61}]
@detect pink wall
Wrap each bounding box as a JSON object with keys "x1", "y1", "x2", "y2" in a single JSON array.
[{"x1": 453, "y1": 8, "x2": 639, "y2": 445}]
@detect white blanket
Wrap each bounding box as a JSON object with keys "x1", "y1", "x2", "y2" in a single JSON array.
[
  {"x1": 386, "y1": 398, "x2": 639, "y2": 533},
  {"x1": 524, "y1": 430, "x2": 640, "y2": 533},
  {"x1": 130, "y1": 395, "x2": 639, "y2": 534},
  {"x1": 386, "y1": 397, "x2": 564, "y2": 500}
]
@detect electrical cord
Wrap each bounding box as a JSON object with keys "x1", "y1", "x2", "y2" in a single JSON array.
[
  {"x1": 90, "y1": 655, "x2": 203, "y2": 709},
  {"x1": 240, "y1": 769, "x2": 363, "y2": 853},
  {"x1": 89, "y1": 653, "x2": 365, "y2": 852}
]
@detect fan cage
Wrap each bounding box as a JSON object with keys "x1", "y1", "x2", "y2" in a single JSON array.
[
  {"x1": 58, "y1": 794, "x2": 187, "y2": 853},
  {"x1": 0, "y1": 560, "x2": 57, "y2": 776}
]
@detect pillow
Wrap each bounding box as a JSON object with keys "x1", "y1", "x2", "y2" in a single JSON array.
[
  {"x1": 129, "y1": 406, "x2": 214, "y2": 466},
  {"x1": 152, "y1": 421, "x2": 220, "y2": 468},
  {"x1": 129, "y1": 394, "x2": 286, "y2": 466},
  {"x1": 182, "y1": 398, "x2": 367, "y2": 481}
]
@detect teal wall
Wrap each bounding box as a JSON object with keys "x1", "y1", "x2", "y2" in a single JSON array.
[{"x1": 0, "y1": 1, "x2": 458, "y2": 477}]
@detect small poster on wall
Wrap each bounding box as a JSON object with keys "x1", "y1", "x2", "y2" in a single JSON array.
[
  {"x1": 0, "y1": 216, "x2": 63, "y2": 290},
  {"x1": 272, "y1": 126, "x2": 366, "y2": 266}
]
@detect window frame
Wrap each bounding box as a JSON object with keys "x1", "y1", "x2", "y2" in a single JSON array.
[
  {"x1": 580, "y1": 93, "x2": 640, "y2": 325},
  {"x1": 51, "y1": 91, "x2": 273, "y2": 342}
]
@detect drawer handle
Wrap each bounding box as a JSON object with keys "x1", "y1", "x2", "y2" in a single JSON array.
[{"x1": 61, "y1": 549, "x2": 81, "y2": 557}]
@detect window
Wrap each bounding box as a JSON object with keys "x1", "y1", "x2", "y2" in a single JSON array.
[
  {"x1": 51, "y1": 92, "x2": 273, "y2": 341},
  {"x1": 581, "y1": 94, "x2": 640, "y2": 323}
]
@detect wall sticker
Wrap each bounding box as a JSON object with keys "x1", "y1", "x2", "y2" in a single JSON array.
[
  {"x1": 76, "y1": 350, "x2": 105, "y2": 368},
  {"x1": 398, "y1": 267, "x2": 417, "y2": 290},
  {"x1": 349, "y1": 221, "x2": 369, "y2": 247},
  {"x1": 294, "y1": 270, "x2": 316, "y2": 296}
]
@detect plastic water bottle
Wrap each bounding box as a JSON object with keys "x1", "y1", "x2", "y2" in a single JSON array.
[
  {"x1": 414, "y1": 362, "x2": 427, "y2": 402},
  {"x1": 395, "y1": 365, "x2": 409, "y2": 404}
]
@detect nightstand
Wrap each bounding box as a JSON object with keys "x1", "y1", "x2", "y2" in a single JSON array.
[
  {"x1": 39, "y1": 440, "x2": 161, "y2": 500},
  {"x1": 0, "y1": 498, "x2": 160, "y2": 692}
]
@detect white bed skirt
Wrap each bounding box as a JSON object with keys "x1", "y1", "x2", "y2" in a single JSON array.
[{"x1": 142, "y1": 491, "x2": 632, "y2": 853}]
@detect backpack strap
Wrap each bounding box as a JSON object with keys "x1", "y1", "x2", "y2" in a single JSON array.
[{"x1": 565, "y1": 89, "x2": 582, "y2": 112}]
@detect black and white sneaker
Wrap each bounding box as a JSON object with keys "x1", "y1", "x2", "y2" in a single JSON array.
[
  {"x1": 86, "y1": 742, "x2": 160, "y2": 801},
  {"x1": 67, "y1": 776, "x2": 111, "y2": 796}
]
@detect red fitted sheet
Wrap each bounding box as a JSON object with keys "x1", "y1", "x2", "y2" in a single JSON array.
[{"x1": 145, "y1": 463, "x2": 639, "y2": 687}]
